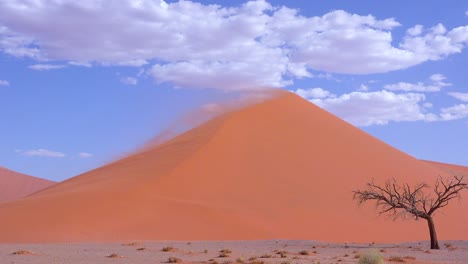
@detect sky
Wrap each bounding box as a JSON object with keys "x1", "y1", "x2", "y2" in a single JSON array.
[{"x1": 0, "y1": 0, "x2": 467, "y2": 181}]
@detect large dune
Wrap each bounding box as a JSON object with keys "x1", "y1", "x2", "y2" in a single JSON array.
[
  {"x1": 0, "y1": 166, "x2": 55, "y2": 202},
  {"x1": 0, "y1": 91, "x2": 467, "y2": 243}
]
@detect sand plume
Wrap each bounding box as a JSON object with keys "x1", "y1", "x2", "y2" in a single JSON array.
[{"x1": 0, "y1": 91, "x2": 466, "y2": 243}]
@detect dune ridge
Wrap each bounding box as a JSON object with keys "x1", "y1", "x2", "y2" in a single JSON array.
[
  {"x1": 0, "y1": 91, "x2": 467, "y2": 243},
  {"x1": 0, "y1": 166, "x2": 55, "y2": 202}
]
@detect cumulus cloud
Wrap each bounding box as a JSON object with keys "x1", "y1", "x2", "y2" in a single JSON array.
[
  {"x1": 28, "y1": 64, "x2": 67, "y2": 71},
  {"x1": 294, "y1": 89, "x2": 437, "y2": 126},
  {"x1": 384, "y1": 73, "x2": 451, "y2": 92},
  {"x1": 16, "y1": 148, "x2": 66, "y2": 157},
  {"x1": 294, "y1": 88, "x2": 335, "y2": 99},
  {"x1": 120, "y1": 76, "x2": 138, "y2": 85},
  {"x1": 312, "y1": 90, "x2": 437, "y2": 126},
  {"x1": 0, "y1": 1, "x2": 467, "y2": 90},
  {"x1": 78, "y1": 152, "x2": 93, "y2": 158},
  {"x1": 440, "y1": 104, "x2": 468, "y2": 120},
  {"x1": 0, "y1": 79, "x2": 9, "y2": 86},
  {"x1": 449, "y1": 92, "x2": 468, "y2": 102}
]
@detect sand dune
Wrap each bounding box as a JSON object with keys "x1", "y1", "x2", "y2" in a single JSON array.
[
  {"x1": 0, "y1": 91, "x2": 467, "y2": 243},
  {"x1": 0, "y1": 166, "x2": 55, "y2": 202}
]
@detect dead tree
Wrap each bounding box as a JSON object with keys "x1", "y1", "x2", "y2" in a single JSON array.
[{"x1": 353, "y1": 175, "x2": 467, "y2": 249}]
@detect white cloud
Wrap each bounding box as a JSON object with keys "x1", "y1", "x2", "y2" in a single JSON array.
[
  {"x1": 384, "y1": 73, "x2": 451, "y2": 92},
  {"x1": 440, "y1": 104, "x2": 468, "y2": 120},
  {"x1": 17, "y1": 148, "x2": 66, "y2": 157},
  {"x1": 407, "y1": 24, "x2": 423, "y2": 36},
  {"x1": 29, "y1": 64, "x2": 67, "y2": 71},
  {"x1": 294, "y1": 88, "x2": 335, "y2": 99},
  {"x1": 300, "y1": 90, "x2": 436, "y2": 126},
  {"x1": 448, "y1": 92, "x2": 468, "y2": 102},
  {"x1": 0, "y1": 79, "x2": 9, "y2": 86},
  {"x1": 465, "y1": 11, "x2": 468, "y2": 16},
  {"x1": 358, "y1": 84, "x2": 369, "y2": 91},
  {"x1": 120, "y1": 76, "x2": 138, "y2": 85},
  {"x1": 78, "y1": 152, "x2": 93, "y2": 158},
  {"x1": 0, "y1": 1, "x2": 467, "y2": 90}
]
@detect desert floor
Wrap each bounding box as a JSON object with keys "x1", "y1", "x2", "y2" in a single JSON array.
[{"x1": 1, "y1": 240, "x2": 467, "y2": 264}]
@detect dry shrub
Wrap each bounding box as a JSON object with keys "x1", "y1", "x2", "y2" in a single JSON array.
[
  {"x1": 358, "y1": 249, "x2": 384, "y2": 264},
  {"x1": 167, "y1": 257, "x2": 182, "y2": 263},
  {"x1": 12, "y1": 250, "x2": 33, "y2": 255},
  {"x1": 162, "y1": 246, "x2": 176, "y2": 252}
]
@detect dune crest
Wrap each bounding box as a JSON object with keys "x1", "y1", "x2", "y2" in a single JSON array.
[
  {"x1": 0, "y1": 91, "x2": 466, "y2": 243},
  {"x1": 0, "y1": 166, "x2": 55, "y2": 202}
]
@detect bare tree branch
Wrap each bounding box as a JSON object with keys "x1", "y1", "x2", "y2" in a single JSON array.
[{"x1": 353, "y1": 174, "x2": 468, "y2": 250}]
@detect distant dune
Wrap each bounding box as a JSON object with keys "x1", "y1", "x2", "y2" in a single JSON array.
[
  {"x1": 0, "y1": 91, "x2": 466, "y2": 243},
  {"x1": 0, "y1": 166, "x2": 55, "y2": 202}
]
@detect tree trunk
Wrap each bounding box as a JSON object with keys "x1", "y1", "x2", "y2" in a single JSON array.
[{"x1": 427, "y1": 217, "x2": 440, "y2": 249}]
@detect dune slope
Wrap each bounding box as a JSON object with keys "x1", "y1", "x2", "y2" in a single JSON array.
[
  {"x1": 0, "y1": 92, "x2": 467, "y2": 243},
  {"x1": 0, "y1": 166, "x2": 55, "y2": 202}
]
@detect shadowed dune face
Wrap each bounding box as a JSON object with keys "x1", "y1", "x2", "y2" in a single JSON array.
[
  {"x1": 0, "y1": 167, "x2": 55, "y2": 202},
  {"x1": 0, "y1": 91, "x2": 467, "y2": 243}
]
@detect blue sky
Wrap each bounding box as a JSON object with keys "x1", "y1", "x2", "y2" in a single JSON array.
[{"x1": 0, "y1": 0, "x2": 467, "y2": 181}]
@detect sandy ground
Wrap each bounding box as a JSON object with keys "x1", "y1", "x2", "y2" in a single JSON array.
[{"x1": 1, "y1": 240, "x2": 467, "y2": 264}]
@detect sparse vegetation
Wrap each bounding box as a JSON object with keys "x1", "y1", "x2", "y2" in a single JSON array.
[
  {"x1": 249, "y1": 261, "x2": 264, "y2": 264},
  {"x1": 276, "y1": 250, "x2": 287, "y2": 258},
  {"x1": 162, "y1": 246, "x2": 175, "y2": 252},
  {"x1": 218, "y1": 252, "x2": 230, "y2": 258},
  {"x1": 106, "y1": 253, "x2": 121, "y2": 258},
  {"x1": 358, "y1": 250, "x2": 385, "y2": 264},
  {"x1": 248, "y1": 257, "x2": 257, "y2": 261},
  {"x1": 260, "y1": 253, "x2": 272, "y2": 258},
  {"x1": 204, "y1": 249, "x2": 209, "y2": 253},
  {"x1": 388, "y1": 256, "x2": 405, "y2": 262},
  {"x1": 236, "y1": 257, "x2": 244, "y2": 263},
  {"x1": 220, "y1": 249, "x2": 232, "y2": 254},
  {"x1": 299, "y1": 250, "x2": 309, "y2": 255},
  {"x1": 137, "y1": 247, "x2": 145, "y2": 251},
  {"x1": 167, "y1": 257, "x2": 182, "y2": 263},
  {"x1": 12, "y1": 250, "x2": 33, "y2": 255}
]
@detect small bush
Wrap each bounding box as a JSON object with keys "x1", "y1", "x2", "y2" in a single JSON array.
[
  {"x1": 106, "y1": 253, "x2": 121, "y2": 258},
  {"x1": 260, "y1": 254, "x2": 272, "y2": 258},
  {"x1": 218, "y1": 252, "x2": 229, "y2": 258},
  {"x1": 162, "y1": 246, "x2": 175, "y2": 252},
  {"x1": 12, "y1": 250, "x2": 33, "y2": 255},
  {"x1": 278, "y1": 251, "x2": 287, "y2": 258},
  {"x1": 358, "y1": 250, "x2": 385, "y2": 264},
  {"x1": 388, "y1": 256, "x2": 405, "y2": 262},
  {"x1": 167, "y1": 257, "x2": 182, "y2": 263},
  {"x1": 220, "y1": 249, "x2": 232, "y2": 254},
  {"x1": 298, "y1": 250, "x2": 309, "y2": 255},
  {"x1": 137, "y1": 247, "x2": 145, "y2": 251},
  {"x1": 236, "y1": 257, "x2": 244, "y2": 263}
]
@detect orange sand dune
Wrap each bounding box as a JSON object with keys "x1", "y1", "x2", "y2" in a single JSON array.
[
  {"x1": 0, "y1": 166, "x2": 55, "y2": 202},
  {"x1": 0, "y1": 91, "x2": 467, "y2": 243}
]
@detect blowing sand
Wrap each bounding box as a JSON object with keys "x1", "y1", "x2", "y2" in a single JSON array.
[
  {"x1": 0, "y1": 92, "x2": 467, "y2": 243},
  {"x1": 1, "y1": 240, "x2": 467, "y2": 264}
]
